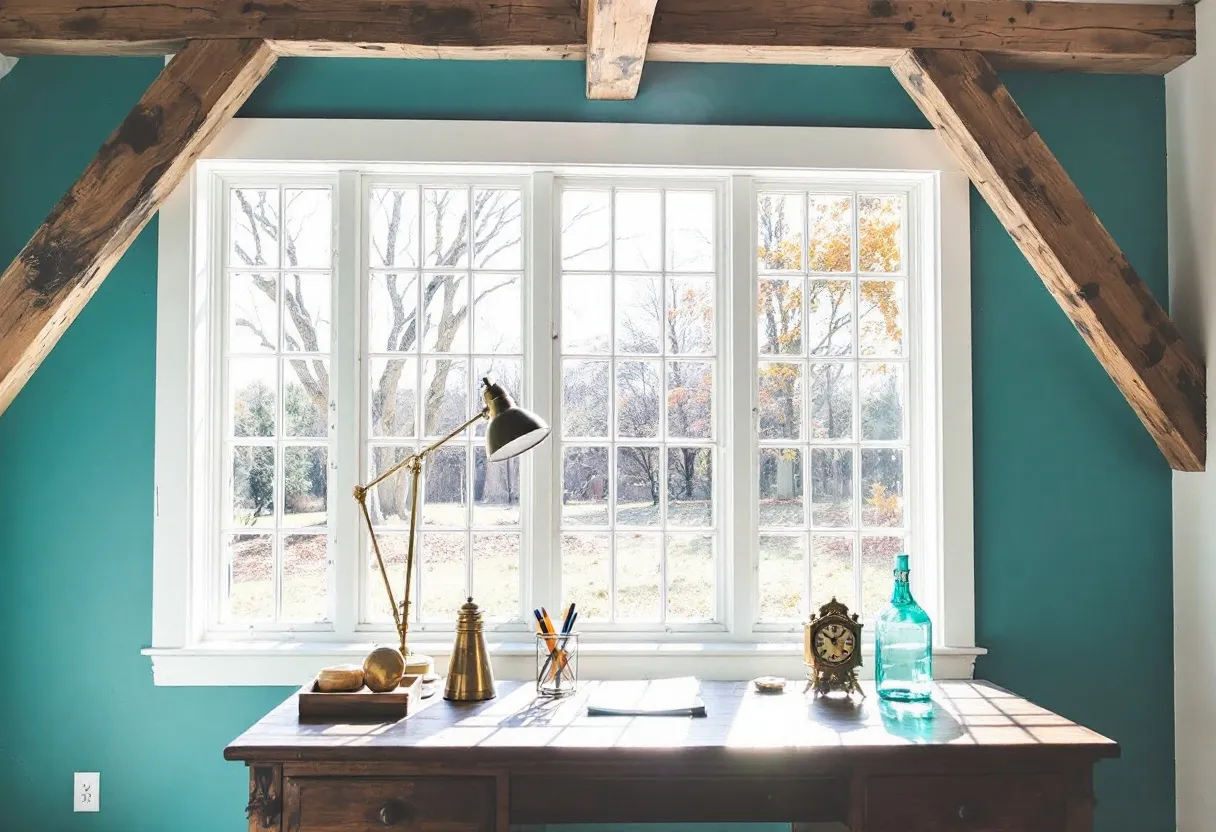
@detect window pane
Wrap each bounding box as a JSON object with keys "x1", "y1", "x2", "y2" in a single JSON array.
[
  {"x1": 616, "y1": 275, "x2": 662, "y2": 354},
  {"x1": 225, "y1": 533, "x2": 274, "y2": 622},
  {"x1": 232, "y1": 446, "x2": 275, "y2": 527},
  {"x1": 758, "y1": 534, "x2": 804, "y2": 621},
  {"x1": 809, "y1": 363, "x2": 854, "y2": 441},
  {"x1": 230, "y1": 188, "x2": 279, "y2": 268},
  {"x1": 368, "y1": 273, "x2": 419, "y2": 353},
  {"x1": 284, "y1": 446, "x2": 327, "y2": 527},
  {"x1": 283, "y1": 188, "x2": 332, "y2": 269},
  {"x1": 562, "y1": 533, "x2": 610, "y2": 621},
  {"x1": 369, "y1": 187, "x2": 420, "y2": 269},
  {"x1": 616, "y1": 447, "x2": 660, "y2": 527},
  {"x1": 284, "y1": 358, "x2": 328, "y2": 438},
  {"x1": 562, "y1": 274, "x2": 611, "y2": 354},
  {"x1": 365, "y1": 532, "x2": 410, "y2": 623},
  {"x1": 615, "y1": 190, "x2": 662, "y2": 271},
  {"x1": 757, "y1": 193, "x2": 803, "y2": 272},
  {"x1": 667, "y1": 448, "x2": 712, "y2": 528},
  {"x1": 759, "y1": 447, "x2": 804, "y2": 528},
  {"x1": 229, "y1": 273, "x2": 278, "y2": 354},
  {"x1": 472, "y1": 274, "x2": 521, "y2": 353},
  {"x1": 667, "y1": 535, "x2": 713, "y2": 621},
  {"x1": 370, "y1": 357, "x2": 417, "y2": 438},
  {"x1": 859, "y1": 280, "x2": 905, "y2": 356},
  {"x1": 859, "y1": 195, "x2": 903, "y2": 274},
  {"x1": 667, "y1": 277, "x2": 714, "y2": 355},
  {"x1": 473, "y1": 533, "x2": 520, "y2": 620},
  {"x1": 668, "y1": 361, "x2": 712, "y2": 439},
  {"x1": 810, "y1": 448, "x2": 853, "y2": 527},
  {"x1": 473, "y1": 448, "x2": 519, "y2": 527},
  {"x1": 282, "y1": 273, "x2": 331, "y2": 353},
  {"x1": 562, "y1": 190, "x2": 611, "y2": 270},
  {"x1": 811, "y1": 535, "x2": 855, "y2": 612},
  {"x1": 861, "y1": 363, "x2": 905, "y2": 441},
  {"x1": 861, "y1": 536, "x2": 905, "y2": 619},
  {"x1": 806, "y1": 280, "x2": 852, "y2": 356},
  {"x1": 807, "y1": 195, "x2": 853, "y2": 273},
  {"x1": 617, "y1": 360, "x2": 661, "y2": 439},
  {"x1": 367, "y1": 446, "x2": 415, "y2": 528},
  {"x1": 231, "y1": 358, "x2": 276, "y2": 437},
  {"x1": 422, "y1": 358, "x2": 469, "y2": 437},
  {"x1": 758, "y1": 278, "x2": 802, "y2": 355},
  {"x1": 420, "y1": 532, "x2": 467, "y2": 621},
  {"x1": 861, "y1": 448, "x2": 904, "y2": 528},
  {"x1": 758, "y1": 362, "x2": 802, "y2": 440},
  {"x1": 282, "y1": 534, "x2": 328, "y2": 622},
  {"x1": 617, "y1": 532, "x2": 661, "y2": 621},
  {"x1": 666, "y1": 191, "x2": 714, "y2": 272},
  {"x1": 421, "y1": 274, "x2": 470, "y2": 354},
  {"x1": 563, "y1": 447, "x2": 609, "y2": 527},
  {"x1": 422, "y1": 445, "x2": 468, "y2": 527},
  {"x1": 562, "y1": 360, "x2": 609, "y2": 438},
  {"x1": 423, "y1": 188, "x2": 470, "y2": 269},
  {"x1": 473, "y1": 188, "x2": 522, "y2": 269}
]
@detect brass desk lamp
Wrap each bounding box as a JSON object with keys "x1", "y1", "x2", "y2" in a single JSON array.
[{"x1": 353, "y1": 378, "x2": 550, "y2": 677}]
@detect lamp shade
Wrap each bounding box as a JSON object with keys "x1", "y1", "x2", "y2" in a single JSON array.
[{"x1": 482, "y1": 379, "x2": 551, "y2": 462}]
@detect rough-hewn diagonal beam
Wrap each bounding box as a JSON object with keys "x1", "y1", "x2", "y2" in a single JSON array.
[
  {"x1": 587, "y1": 0, "x2": 659, "y2": 100},
  {"x1": 0, "y1": 38, "x2": 277, "y2": 416},
  {"x1": 892, "y1": 48, "x2": 1206, "y2": 471},
  {"x1": 0, "y1": 0, "x2": 1196, "y2": 75}
]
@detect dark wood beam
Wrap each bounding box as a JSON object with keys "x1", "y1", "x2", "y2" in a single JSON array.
[
  {"x1": 892, "y1": 48, "x2": 1206, "y2": 471},
  {"x1": 0, "y1": 38, "x2": 277, "y2": 416},
  {"x1": 0, "y1": 0, "x2": 1195, "y2": 75},
  {"x1": 587, "y1": 0, "x2": 660, "y2": 100}
]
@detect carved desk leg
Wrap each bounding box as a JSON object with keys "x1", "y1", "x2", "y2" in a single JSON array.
[{"x1": 246, "y1": 764, "x2": 283, "y2": 832}]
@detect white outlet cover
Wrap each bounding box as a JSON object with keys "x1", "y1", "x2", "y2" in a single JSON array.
[{"x1": 74, "y1": 772, "x2": 100, "y2": 812}]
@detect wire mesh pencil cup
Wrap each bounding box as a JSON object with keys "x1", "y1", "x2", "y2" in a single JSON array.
[{"x1": 536, "y1": 632, "x2": 579, "y2": 697}]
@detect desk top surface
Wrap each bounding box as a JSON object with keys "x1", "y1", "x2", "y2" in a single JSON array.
[{"x1": 225, "y1": 680, "x2": 1117, "y2": 766}]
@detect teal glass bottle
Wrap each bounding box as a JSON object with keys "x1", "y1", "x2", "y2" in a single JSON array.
[{"x1": 874, "y1": 553, "x2": 933, "y2": 703}]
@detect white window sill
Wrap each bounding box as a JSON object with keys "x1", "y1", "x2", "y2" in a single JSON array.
[{"x1": 142, "y1": 641, "x2": 986, "y2": 687}]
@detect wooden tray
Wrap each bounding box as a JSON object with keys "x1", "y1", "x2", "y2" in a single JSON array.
[{"x1": 298, "y1": 673, "x2": 422, "y2": 721}]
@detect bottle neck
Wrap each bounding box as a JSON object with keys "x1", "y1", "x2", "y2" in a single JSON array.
[{"x1": 890, "y1": 568, "x2": 913, "y2": 605}]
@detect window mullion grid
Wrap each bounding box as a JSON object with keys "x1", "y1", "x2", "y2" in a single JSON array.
[
  {"x1": 332, "y1": 170, "x2": 361, "y2": 639},
  {"x1": 608, "y1": 186, "x2": 619, "y2": 625},
  {"x1": 527, "y1": 171, "x2": 557, "y2": 623},
  {"x1": 727, "y1": 174, "x2": 756, "y2": 637},
  {"x1": 658, "y1": 186, "x2": 669, "y2": 625},
  {"x1": 851, "y1": 190, "x2": 864, "y2": 614},
  {"x1": 465, "y1": 184, "x2": 476, "y2": 609}
]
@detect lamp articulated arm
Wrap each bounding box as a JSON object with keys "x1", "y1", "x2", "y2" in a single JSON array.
[{"x1": 353, "y1": 406, "x2": 490, "y2": 655}]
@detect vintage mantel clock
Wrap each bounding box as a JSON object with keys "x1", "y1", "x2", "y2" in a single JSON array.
[{"x1": 804, "y1": 597, "x2": 864, "y2": 697}]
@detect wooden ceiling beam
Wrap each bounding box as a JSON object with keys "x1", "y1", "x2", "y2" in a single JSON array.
[
  {"x1": 0, "y1": 0, "x2": 1195, "y2": 75},
  {"x1": 587, "y1": 0, "x2": 660, "y2": 100},
  {"x1": 0, "y1": 38, "x2": 277, "y2": 416},
  {"x1": 892, "y1": 48, "x2": 1206, "y2": 471}
]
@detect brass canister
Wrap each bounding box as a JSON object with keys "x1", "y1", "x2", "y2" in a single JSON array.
[{"x1": 444, "y1": 597, "x2": 496, "y2": 701}]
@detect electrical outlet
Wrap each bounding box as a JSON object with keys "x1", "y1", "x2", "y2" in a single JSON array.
[{"x1": 74, "y1": 772, "x2": 99, "y2": 812}]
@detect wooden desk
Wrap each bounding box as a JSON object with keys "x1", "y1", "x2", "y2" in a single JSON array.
[{"x1": 226, "y1": 680, "x2": 1118, "y2": 832}]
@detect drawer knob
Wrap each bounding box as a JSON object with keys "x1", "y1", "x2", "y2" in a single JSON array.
[
  {"x1": 956, "y1": 802, "x2": 975, "y2": 822},
  {"x1": 379, "y1": 800, "x2": 413, "y2": 826}
]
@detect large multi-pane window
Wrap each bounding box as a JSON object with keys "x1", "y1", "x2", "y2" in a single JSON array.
[
  {"x1": 187, "y1": 155, "x2": 951, "y2": 651},
  {"x1": 558, "y1": 184, "x2": 719, "y2": 625},
  {"x1": 222, "y1": 184, "x2": 334, "y2": 626},
  {"x1": 362, "y1": 182, "x2": 526, "y2": 625},
  {"x1": 754, "y1": 190, "x2": 910, "y2": 625}
]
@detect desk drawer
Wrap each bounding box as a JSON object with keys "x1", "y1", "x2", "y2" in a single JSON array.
[
  {"x1": 865, "y1": 774, "x2": 1067, "y2": 832},
  {"x1": 283, "y1": 776, "x2": 495, "y2": 832}
]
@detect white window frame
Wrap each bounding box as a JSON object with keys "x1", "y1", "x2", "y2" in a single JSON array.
[{"x1": 146, "y1": 119, "x2": 979, "y2": 685}]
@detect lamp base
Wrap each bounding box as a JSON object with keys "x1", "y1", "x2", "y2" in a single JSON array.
[{"x1": 403, "y1": 652, "x2": 434, "y2": 677}]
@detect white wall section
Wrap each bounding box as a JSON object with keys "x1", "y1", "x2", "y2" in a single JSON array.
[
  {"x1": 0, "y1": 54, "x2": 16, "y2": 82},
  {"x1": 1168, "y1": 1, "x2": 1216, "y2": 827}
]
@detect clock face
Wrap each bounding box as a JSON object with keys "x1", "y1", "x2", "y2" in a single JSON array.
[{"x1": 814, "y1": 621, "x2": 857, "y2": 665}]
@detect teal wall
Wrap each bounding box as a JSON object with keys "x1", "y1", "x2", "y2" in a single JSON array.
[{"x1": 0, "y1": 58, "x2": 1172, "y2": 831}]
